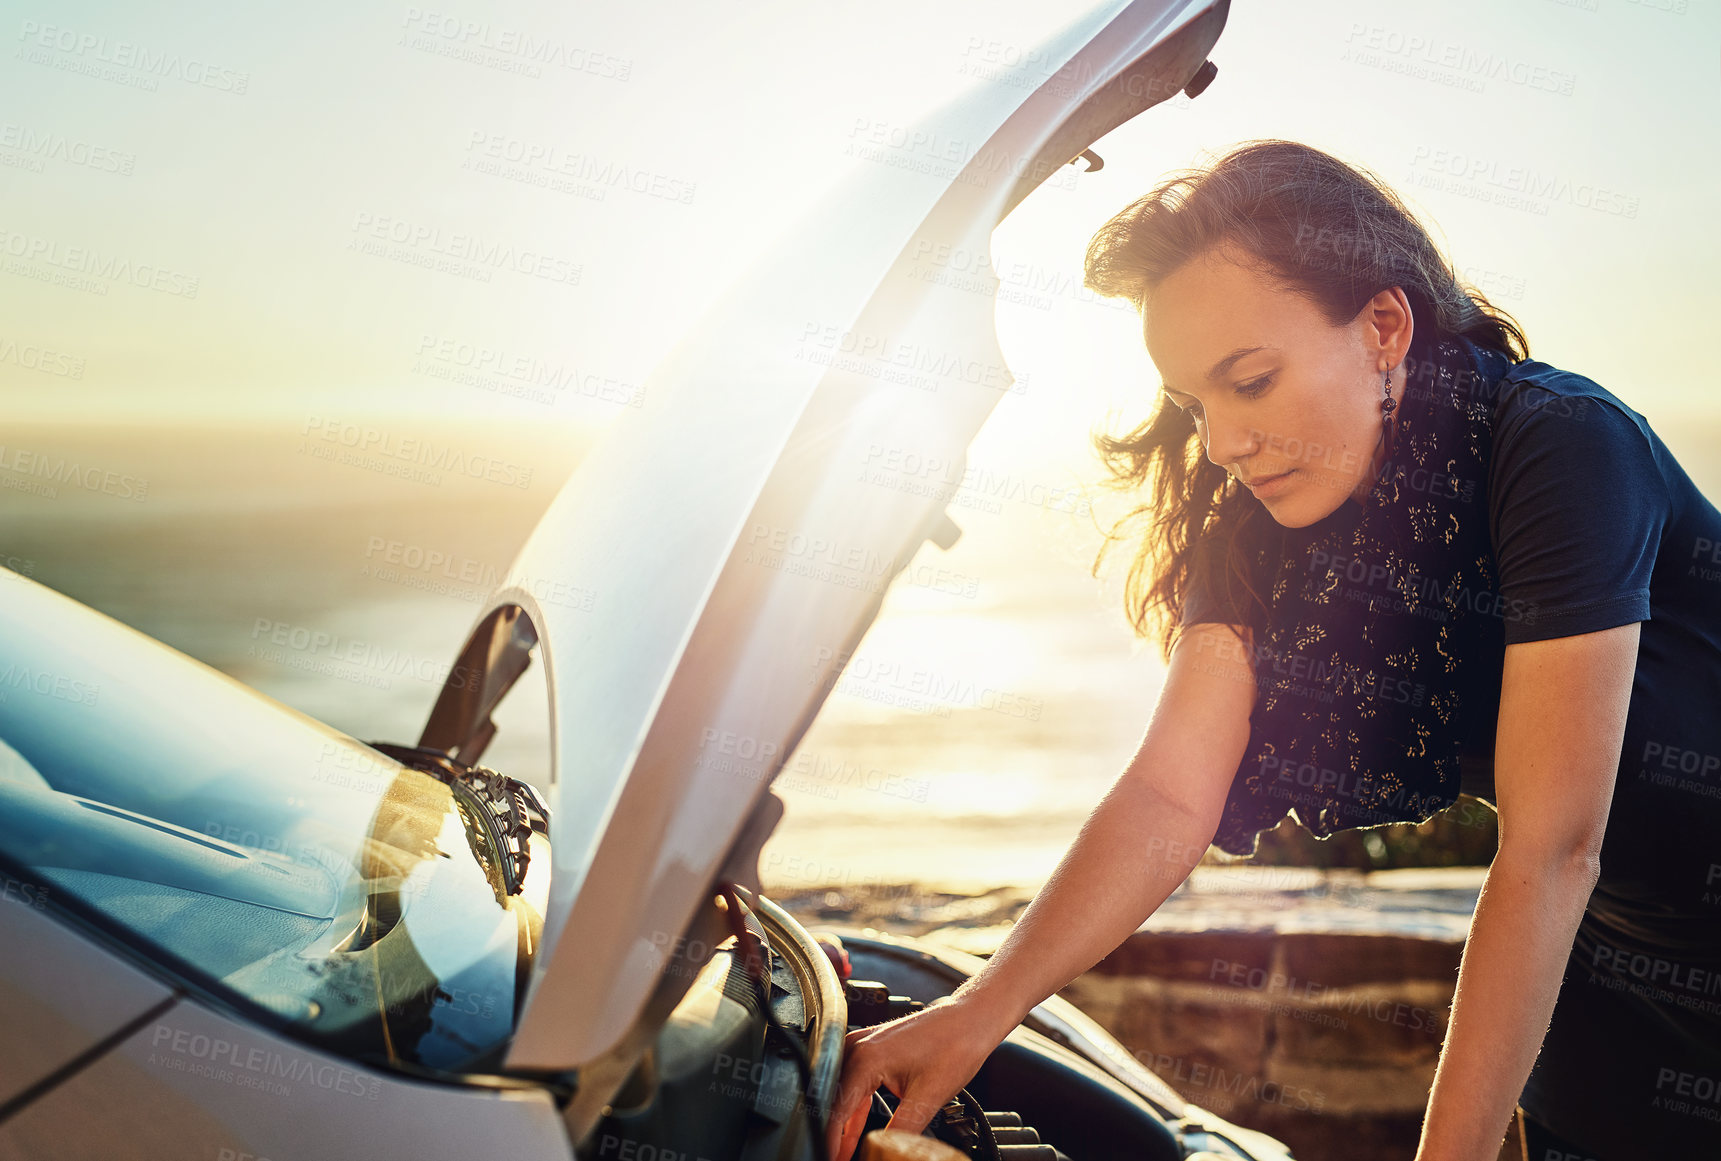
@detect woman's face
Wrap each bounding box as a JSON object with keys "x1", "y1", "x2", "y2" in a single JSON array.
[{"x1": 1140, "y1": 244, "x2": 1414, "y2": 529}]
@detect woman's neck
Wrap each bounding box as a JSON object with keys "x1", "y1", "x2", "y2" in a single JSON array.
[{"x1": 1348, "y1": 411, "x2": 1399, "y2": 507}]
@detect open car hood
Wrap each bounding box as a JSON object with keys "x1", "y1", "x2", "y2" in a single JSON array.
[{"x1": 416, "y1": 0, "x2": 1233, "y2": 1073}]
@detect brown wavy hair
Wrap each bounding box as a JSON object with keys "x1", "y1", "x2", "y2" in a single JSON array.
[{"x1": 1085, "y1": 139, "x2": 1530, "y2": 662}]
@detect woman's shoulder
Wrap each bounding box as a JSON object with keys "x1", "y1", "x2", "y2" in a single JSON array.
[
  {"x1": 1456, "y1": 341, "x2": 1682, "y2": 646},
  {"x1": 1470, "y1": 343, "x2": 1655, "y2": 447},
  {"x1": 1447, "y1": 341, "x2": 1679, "y2": 512},
  {"x1": 1181, "y1": 501, "x2": 1286, "y2": 632}
]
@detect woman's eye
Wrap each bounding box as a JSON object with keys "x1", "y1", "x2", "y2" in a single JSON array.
[
  {"x1": 1163, "y1": 393, "x2": 1202, "y2": 420},
  {"x1": 1236, "y1": 374, "x2": 1274, "y2": 398}
]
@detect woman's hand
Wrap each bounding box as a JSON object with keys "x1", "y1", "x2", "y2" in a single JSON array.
[
  {"x1": 819, "y1": 622, "x2": 1252, "y2": 1161},
  {"x1": 823, "y1": 994, "x2": 1003, "y2": 1161}
]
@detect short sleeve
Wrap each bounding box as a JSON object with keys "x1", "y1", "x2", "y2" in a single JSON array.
[
  {"x1": 1489, "y1": 388, "x2": 1668, "y2": 645},
  {"x1": 1180, "y1": 530, "x2": 1239, "y2": 629},
  {"x1": 1179, "y1": 513, "x2": 1272, "y2": 632}
]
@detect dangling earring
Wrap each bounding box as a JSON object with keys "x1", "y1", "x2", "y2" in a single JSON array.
[{"x1": 1381, "y1": 369, "x2": 1395, "y2": 417}]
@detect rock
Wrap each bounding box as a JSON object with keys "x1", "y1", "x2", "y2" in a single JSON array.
[{"x1": 774, "y1": 865, "x2": 1488, "y2": 1161}]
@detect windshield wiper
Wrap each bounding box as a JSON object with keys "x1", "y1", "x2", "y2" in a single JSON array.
[{"x1": 365, "y1": 742, "x2": 549, "y2": 899}]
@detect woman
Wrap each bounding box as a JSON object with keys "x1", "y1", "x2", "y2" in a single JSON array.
[{"x1": 823, "y1": 140, "x2": 1721, "y2": 1161}]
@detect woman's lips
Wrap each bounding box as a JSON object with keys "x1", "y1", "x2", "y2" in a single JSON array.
[{"x1": 1245, "y1": 468, "x2": 1296, "y2": 497}]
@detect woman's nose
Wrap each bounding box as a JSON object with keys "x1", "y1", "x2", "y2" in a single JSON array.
[{"x1": 1203, "y1": 410, "x2": 1259, "y2": 471}]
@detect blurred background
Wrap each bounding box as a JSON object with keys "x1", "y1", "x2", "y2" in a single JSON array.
[{"x1": 3, "y1": 0, "x2": 1716, "y2": 896}]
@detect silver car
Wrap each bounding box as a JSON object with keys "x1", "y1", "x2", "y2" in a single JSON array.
[{"x1": 0, "y1": 1, "x2": 1296, "y2": 1157}]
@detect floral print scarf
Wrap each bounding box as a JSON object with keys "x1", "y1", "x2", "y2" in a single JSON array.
[{"x1": 1211, "y1": 331, "x2": 1521, "y2": 857}]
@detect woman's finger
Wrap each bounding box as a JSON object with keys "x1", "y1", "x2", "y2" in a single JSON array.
[
  {"x1": 825, "y1": 1056, "x2": 880, "y2": 1161},
  {"x1": 881, "y1": 1088, "x2": 950, "y2": 1137}
]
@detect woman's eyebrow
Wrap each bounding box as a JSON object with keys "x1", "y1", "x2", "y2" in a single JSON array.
[
  {"x1": 1207, "y1": 344, "x2": 1272, "y2": 379},
  {"x1": 1163, "y1": 345, "x2": 1275, "y2": 397}
]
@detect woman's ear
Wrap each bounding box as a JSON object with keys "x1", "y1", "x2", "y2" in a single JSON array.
[{"x1": 1362, "y1": 285, "x2": 1414, "y2": 369}]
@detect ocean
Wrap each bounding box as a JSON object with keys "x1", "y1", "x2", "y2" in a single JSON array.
[
  {"x1": 10, "y1": 413, "x2": 1721, "y2": 896},
  {"x1": 0, "y1": 419, "x2": 1173, "y2": 895}
]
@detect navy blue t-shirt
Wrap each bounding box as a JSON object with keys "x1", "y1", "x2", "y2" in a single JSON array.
[{"x1": 1180, "y1": 348, "x2": 1721, "y2": 1156}]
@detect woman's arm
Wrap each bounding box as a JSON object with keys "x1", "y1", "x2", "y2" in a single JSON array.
[
  {"x1": 1414, "y1": 622, "x2": 1640, "y2": 1161},
  {"x1": 945, "y1": 620, "x2": 1257, "y2": 1041},
  {"x1": 824, "y1": 620, "x2": 1258, "y2": 1161}
]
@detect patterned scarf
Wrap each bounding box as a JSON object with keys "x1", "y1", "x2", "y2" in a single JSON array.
[{"x1": 1210, "y1": 330, "x2": 1521, "y2": 857}]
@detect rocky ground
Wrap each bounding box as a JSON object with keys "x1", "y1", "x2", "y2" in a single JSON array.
[{"x1": 774, "y1": 865, "x2": 1503, "y2": 1161}]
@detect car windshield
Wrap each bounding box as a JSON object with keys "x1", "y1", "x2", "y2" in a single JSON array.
[{"x1": 0, "y1": 572, "x2": 548, "y2": 1074}]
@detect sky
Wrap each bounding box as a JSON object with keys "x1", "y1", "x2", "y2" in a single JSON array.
[
  {"x1": 4, "y1": 0, "x2": 1718, "y2": 480},
  {"x1": 4, "y1": 0, "x2": 1719, "y2": 890}
]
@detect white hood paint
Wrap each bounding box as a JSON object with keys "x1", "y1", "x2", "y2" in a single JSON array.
[{"x1": 416, "y1": 0, "x2": 1232, "y2": 1072}]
